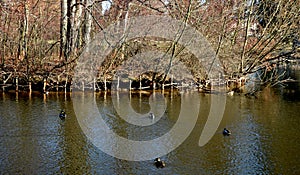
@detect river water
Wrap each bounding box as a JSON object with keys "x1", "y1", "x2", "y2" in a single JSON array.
[{"x1": 0, "y1": 84, "x2": 299, "y2": 174}]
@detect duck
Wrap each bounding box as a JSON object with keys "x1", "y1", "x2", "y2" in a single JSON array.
[
  {"x1": 59, "y1": 110, "x2": 66, "y2": 120},
  {"x1": 149, "y1": 112, "x2": 155, "y2": 120},
  {"x1": 223, "y1": 128, "x2": 231, "y2": 136},
  {"x1": 154, "y1": 158, "x2": 166, "y2": 168}
]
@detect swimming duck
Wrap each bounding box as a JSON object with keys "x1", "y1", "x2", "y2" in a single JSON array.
[
  {"x1": 149, "y1": 112, "x2": 155, "y2": 120},
  {"x1": 59, "y1": 110, "x2": 66, "y2": 120},
  {"x1": 223, "y1": 128, "x2": 231, "y2": 136},
  {"x1": 154, "y1": 158, "x2": 166, "y2": 168}
]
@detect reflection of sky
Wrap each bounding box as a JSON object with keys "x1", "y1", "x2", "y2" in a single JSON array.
[{"x1": 225, "y1": 113, "x2": 271, "y2": 174}]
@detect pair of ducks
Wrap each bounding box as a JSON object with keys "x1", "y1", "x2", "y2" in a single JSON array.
[
  {"x1": 153, "y1": 129, "x2": 230, "y2": 169},
  {"x1": 59, "y1": 111, "x2": 155, "y2": 121},
  {"x1": 59, "y1": 110, "x2": 66, "y2": 120},
  {"x1": 154, "y1": 158, "x2": 166, "y2": 168},
  {"x1": 223, "y1": 128, "x2": 231, "y2": 136}
]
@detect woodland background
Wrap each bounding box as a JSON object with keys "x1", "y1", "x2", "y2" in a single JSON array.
[{"x1": 0, "y1": 0, "x2": 299, "y2": 91}]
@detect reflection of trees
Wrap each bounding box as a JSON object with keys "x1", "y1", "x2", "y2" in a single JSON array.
[{"x1": 60, "y1": 94, "x2": 91, "y2": 174}]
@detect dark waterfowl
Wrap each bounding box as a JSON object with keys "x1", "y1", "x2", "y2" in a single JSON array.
[
  {"x1": 154, "y1": 158, "x2": 166, "y2": 168},
  {"x1": 149, "y1": 112, "x2": 155, "y2": 120},
  {"x1": 59, "y1": 110, "x2": 66, "y2": 120},
  {"x1": 223, "y1": 128, "x2": 231, "y2": 136}
]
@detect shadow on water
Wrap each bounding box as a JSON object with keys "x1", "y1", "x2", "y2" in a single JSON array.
[
  {"x1": 280, "y1": 69, "x2": 300, "y2": 101},
  {"x1": 0, "y1": 73, "x2": 300, "y2": 175}
]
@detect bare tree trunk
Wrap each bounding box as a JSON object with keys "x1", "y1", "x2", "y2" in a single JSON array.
[
  {"x1": 240, "y1": 0, "x2": 255, "y2": 73},
  {"x1": 60, "y1": 0, "x2": 68, "y2": 60},
  {"x1": 162, "y1": 0, "x2": 192, "y2": 83},
  {"x1": 70, "y1": 0, "x2": 83, "y2": 54},
  {"x1": 1, "y1": 5, "x2": 9, "y2": 66},
  {"x1": 84, "y1": 0, "x2": 93, "y2": 48},
  {"x1": 20, "y1": 1, "x2": 29, "y2": 61},
  {"x1": 15, "y1": 1, "x2": 29, "y2": 76}
]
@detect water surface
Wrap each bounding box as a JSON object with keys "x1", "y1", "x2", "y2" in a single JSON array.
[{"x1": 0, "y1": 88, "x2": 299, "y2": 174}]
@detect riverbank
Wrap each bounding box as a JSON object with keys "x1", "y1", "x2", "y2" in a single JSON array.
[
  {"x1": 1, "y1": 60, "x2": 299, "y2": 94},
  {"x1": 0, "y1": 75, "x2": 246, "y2": 94}
]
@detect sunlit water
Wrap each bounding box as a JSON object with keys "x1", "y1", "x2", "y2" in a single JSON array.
[{"x1": 0, "y1": 86, "x2": 299, "y2": 174}]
